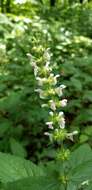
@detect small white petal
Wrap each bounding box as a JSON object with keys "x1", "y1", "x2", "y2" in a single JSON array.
[
  {"x1": 46, "y1": 122, "x2": 54, "y2": 129},
  {"x1": 60, "y1": 84, "x2": 66, "y2": 89},
  {"x1": 49, "y1": 111, "x2": 54, "y2": 116},
  {"x1": 60, "y1": 99, "x2": 67, "y2": 107},
  {"x1": 41, "y1": 104, "x2": 47, "y2": 108},
  {"x1": 49, "y1": 100, "x2": 56, "y2": 111},
  {"x1": 59, "y1": 112, "x2": 64, "y2": 116}
]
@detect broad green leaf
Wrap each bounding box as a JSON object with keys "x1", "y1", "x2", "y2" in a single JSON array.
[
  {"x1": 0, "y1": 152, "x2": 44, "y2": 183},
  {"x1": 3, "y1": 176, "x2": 64, "y2": 190},
  {"x1": 69, "y1": 144, "x2": 92, "y2": 185},
  {"x1": 69, "y1": 144, "x2": 92, "y2": 169},
  {"x1": 67, "y1": 182, "x2": 77, "y2": 190},
  {"x1": 0, "y1": 119, "x2": 11, "y2": 137},
  {"x1": 10, "y1": 138, "x2": 27, "y2": 158},
  {"x1": 79, "y1": 134, "x2": 88, "y2": 143},
  {"x1": 84, "y1": 126, "x2": 92, "y2": 136},
  {"x1": 70, "y1": 160, "x2": 92, "y2": 184}
]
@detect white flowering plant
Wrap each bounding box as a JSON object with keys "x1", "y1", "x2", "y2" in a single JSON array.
[
  {"x1": 0, "y1": 49, "x2": 92, "y2": 190},
  {"x1": 33, "y1": 48, "x2": 78, "y2": 148}
]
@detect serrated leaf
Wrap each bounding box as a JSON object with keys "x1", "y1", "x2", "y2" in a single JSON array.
[
  {"x1": 67, "y1": 182, "x2": 77, "y2": 190},
  {"x1": 69, "y1": 144, "x2": 92, "y2": 169},
  {"x1": 0, "y1": 152, "x2": 44, "y2": 183},
  {"x1": 70, "y1": 160, "x2": 92, "y2": 184},
  {"x1": 69, "y1": 144, "x2": 92, "y2": 185},
  {"x1": 3, "y1": 176, "x2": 64, "y2": 190}
]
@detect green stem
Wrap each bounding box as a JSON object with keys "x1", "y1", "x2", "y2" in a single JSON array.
[{"x1": 65, "y1": 182, "x2": 67, "y2": 190}]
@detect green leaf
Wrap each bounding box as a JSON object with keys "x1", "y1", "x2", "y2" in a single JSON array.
[
  {"x1": 3, "y1": 176, "x2": 64, "y2": 190},
  {"x1": 69, "y1": 144, "x2": 92, "y2": 169},
  {"x1": 84, "y1": 126, "x2": 92, "y2": 136},
  {"x1": 70, "y1": 160, "x2": 92, "y2": 184},
  {"x1": 70, "y1": 78, "x2": 82, "y2": 91},
  {"x1": 0, "y1": 152, "x2": 44, "y2": 183},
  {"x1": 79, "y1": 134, "x2": 88, "y2": 143},
  {"x1": 74, "y1": 109, "x2": 92, "y2": 124},
  {"x1": 0, "y1": 119, "x2": 11, "y2": 137},
  {"x1": 83, "y1": 181, "x2": 92, "y2": 190},
  {"x1": 67, "y1": 182, "x2": 77, "y2": 190},
  {"x1": 10, "y1": 138, "x2": 27, "y2": 158},
  {"x1": 69, "y1": 144, "x2": 92, "y2": 185},
  {"x1": 83, "y1": 91, "x2": 92, "y2": 101}
]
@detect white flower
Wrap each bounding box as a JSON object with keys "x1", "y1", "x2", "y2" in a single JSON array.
[
  {"x1": 36, "y1": 77, "x2": 46, "y2": 86},
  {"x1": 45, "y1": 61, "x2": 50, "y2": 68},
  {"x1": 60, "y1": 99, "x2": 67, "y2": 107},
  {"x1": 46, "y1": 122, "x2": 54, "y2": 129},
  {"x1": 55, "y1": 85, "x2": 66, "y2": 97},
  {"x1": 44, "y1": 132, "x2": 50, "y2": 136},
  {"x1": 41, "y1": 104, "x2": 48, "y2": 108},
  {"x1": 49, "y1": 100, "x2": 56, "y2": 111},
  {"x1": 67, "y1": 131, "x2": 78, "y2": 141},
  {"x1": 49, "y1": 111, "x2": 54, "y2": 116},
  {"x1": 58, "y1": 111, "x2": 64, "y2": 116},
  {"x1": 60, "y1": 84, "x2": 66, "y2": 89},
  {"x1": 35, "y1": 89, "x2": 45, "y2": 99},
  {"x1": 49, "y1": 74, "x2": 60, "y2": 85},
  {"x1": 53, "y1": 74, "x2": 60, "y2": 85},
  {"x1": 34, "y1": 66, "x2": 39, "y2": 77},
  {"x1": 81, "y1": 180, "x2": 89, "y2": 186},
  {"x1": 44, "y1": 48, "x2": 51, "y2": 62},
  {"x1": 55, "y1": 87, "x2": 63, "y2": 97},
  {"x1": 44, "y1": 132, "x2": 53, "y2": 141},
  {"x1": 58, "y1": 112, "x2": 65, "y2": 129},
  {"x1": 58, "y1": 117, "x2": 65, "y2": 129}
]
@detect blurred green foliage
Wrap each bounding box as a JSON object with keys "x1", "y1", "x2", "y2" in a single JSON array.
[{"x1": 0, "y1": 0, "x2": 92, "y2": 162}]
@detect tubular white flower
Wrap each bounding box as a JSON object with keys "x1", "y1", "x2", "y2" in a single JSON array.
[
  {"x1": 35, "y1": 89, "x2": 45, "y2": 99},
  {"x1": 60, "y1": 99, "x2": 67, "y2": 107},
  {"x1": 49, "y1": 100, "x2": 56, "y2": 111},
  {"x1": 44, "y1": 132, "x2": 50, "y2": 136},
  {"x1": 55, "y1": 85, "x2": 66, "y2": 97},
  {"x1": 49, "y1": 74, "x2": 60, "y2": 86},
  {"x1": 34, "y1": 65, "x2": 39, "y2": 77},
  {"x1": 55, "y1": 87, "x2": 63, "y2": 97},
  {"x1": 44, "y1": 48, "x2": 52, "y2": 62},
  {"x1": 60, "y1": 84, "x2": 66, "y2": 89},
  {"x1": 46, "y1": 122, "x2": 54, "y2": 129},
  {"x1": 36, "y1": 77, "x2": 46, "y2": 86},
  {"x1": 58, "y1": 112, "x2": 65, "y2": 129},
  {"x1": 67, "y1": 131, "x2": 78, "y2": 141},
  {"x1": 59, "y1": 111, "x2": 64, "y2": 116},
  {"x1": 41, "y1": 104, "x2": 48, "y2": 108},
  {"x1": 58, "y1": 117, "x2": 65, "y2": 129},
  {"x1": 49, "y1": 111, "x2": 54, "y2": 116},
  {"x1": 44, "y1": 63, "x2": 52, "y2": 73}
]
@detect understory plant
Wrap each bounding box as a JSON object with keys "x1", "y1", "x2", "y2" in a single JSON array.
[{"x1": 0, "y1": 48, "x2": 92, "y2": 190}]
